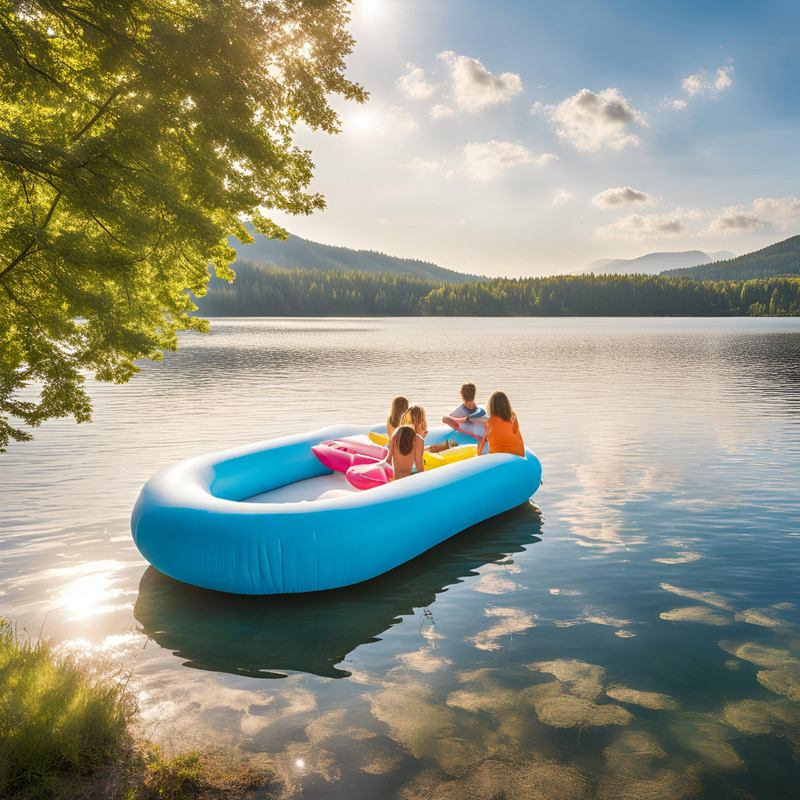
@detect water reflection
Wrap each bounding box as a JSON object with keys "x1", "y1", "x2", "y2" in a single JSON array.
[{"x1": 134, "y1": 503, "x2": 544, "y2": 679}]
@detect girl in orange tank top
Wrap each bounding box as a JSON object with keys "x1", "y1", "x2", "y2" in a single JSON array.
[{"x1": 478, "y1": 391, "x2": 525, "y2": 457}]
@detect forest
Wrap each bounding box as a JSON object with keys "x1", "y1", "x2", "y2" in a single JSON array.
[
  {"x1": 662, "y1": 234, "x2": 800, "y2": 281},
  {"x1": 196, "y1": 261, "x2": 800, "y2": 317}
]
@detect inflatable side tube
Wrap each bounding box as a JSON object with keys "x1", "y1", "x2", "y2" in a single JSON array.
[{"x1": 131, "y1": 424, "x2": 542, "y2": 595}]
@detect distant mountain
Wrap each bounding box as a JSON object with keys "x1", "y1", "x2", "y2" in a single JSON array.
[
  {"x1": 661, "y1": 235, "x2": 800, "y2": 281},
  {"x1": 583, "y1": 258, "x2": 615, "y2": 272},
  {"x1": 579, "y1": 250, "x2": 737, "y2": 276},
  {"x1": 229, "y1": 230, "x2": 483, "y2": 284}
]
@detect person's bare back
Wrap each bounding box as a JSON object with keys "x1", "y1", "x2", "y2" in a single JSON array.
[{"x1": 386, "y1": 425, "x2": 424, "y2": 480}]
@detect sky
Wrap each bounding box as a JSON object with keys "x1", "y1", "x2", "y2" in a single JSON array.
[{"x1": 269, "y1": 0, "x2": 800, "y2": 277}]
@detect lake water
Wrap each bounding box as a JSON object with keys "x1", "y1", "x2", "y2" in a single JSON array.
[{"x1": 2, "y1": 317, "x2": 800, "y2": 799}]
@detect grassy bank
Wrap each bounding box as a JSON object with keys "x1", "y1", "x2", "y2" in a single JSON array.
[{"x1": 0, "y1": 618, "x2": 270, "y2": 799}]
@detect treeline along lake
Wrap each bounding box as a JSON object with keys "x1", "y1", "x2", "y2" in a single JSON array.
[{"x1": 195, "y1": 260, "x2": 800, "y2": 317}]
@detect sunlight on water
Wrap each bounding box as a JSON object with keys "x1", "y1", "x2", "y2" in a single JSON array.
[{"x1": 1, "y1": 317, "x2": 800, "y2": 798}]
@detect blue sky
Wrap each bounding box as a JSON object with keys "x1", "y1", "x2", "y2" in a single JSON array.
[{"x1": 270, "y1": 0, "x2": 800, "y2": 276}]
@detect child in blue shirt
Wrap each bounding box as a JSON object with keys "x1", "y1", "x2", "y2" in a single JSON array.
[{"x1": 442, "y1": 382, "x2": 487, "y2": 438}]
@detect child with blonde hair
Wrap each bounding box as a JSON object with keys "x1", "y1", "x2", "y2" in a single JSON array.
[
  {"x1": 401, "y1": 404, "x2": 427, "y2": 438},
  {"x1": 478, "y1": 391, "x2": 524, "y2": 457}
]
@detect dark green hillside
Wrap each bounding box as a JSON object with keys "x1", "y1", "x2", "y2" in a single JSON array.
[
  {"x1": 199, "y1": 260, "x2": 441, "y2": 316},
  {"x1": 195, "y1": 263, "x2": 800, "y2": 317},
  {"x1": 662, "y1": 235, "x2": 800, "y2": 280},
  {"x1": 232, "y1": 230, "x2": 482, "y2": 284}
]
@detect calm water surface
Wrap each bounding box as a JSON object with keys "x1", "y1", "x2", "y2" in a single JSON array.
[{"x1": 2, "y1": 317, "x2": 800, "y2": 799}]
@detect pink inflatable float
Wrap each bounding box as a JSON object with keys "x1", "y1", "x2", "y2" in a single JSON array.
[
  {"x1": 346, "y1": 460, "x2": 394, "y2": 490},
  {"x1": 311, "y1": 436, "x2": 387, "y2": 474}
]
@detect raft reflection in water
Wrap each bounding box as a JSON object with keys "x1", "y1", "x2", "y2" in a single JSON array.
[{"x1": 133, "y1": 502, "x2": 543, "y2": 680}]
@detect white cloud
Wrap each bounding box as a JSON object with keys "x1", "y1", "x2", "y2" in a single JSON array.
[
  {"x1": 385, "y1": 106, "x2": 418, "y2": 133},
  {"x1": 597, "y1": 211, "x2": 690, "y2": 239},
  {"x1": 536, "y1": 88, "x2": 646, "y2": 152},
  {"x1": 592, "y1": 186, "x2": 653, "y2": 208},
  {"x1": 552, "y1": 189, "x2": 574, "y2": 206},
  {"x1": 704, "y1": 196, "x2": 800, "y2": 235},
  {"x1": 682, "y1": 64, "x2": 734, "y2": 97},
  {"x1": 681, "y1": 72, "x2": 706, "y2": 97},
  {"x1": 430, "y1": 104, "x2": 454, "y2": 119},
  {"x1": 752, "y1": 195, "x2": 800, "y2": 231},
  {"x1": 403, "y1": 157, "x2": 440, "y2": 175},
  {"x1": 715, "y1": 65, "x2": 734, "y2": 92},
  {"x1": 660, "y1": 97, "x2": 687, "y2": 111},
  {"x1": 598, "y1": 195, "x2": 800, "y2": 240},
  {"x1": 707, "y1": 206, "x2": 764, "y2": 235},
  {"x1": 396, "y1": 63, "x2": 439, "y2": 100},
  {"x1": 437, "y1": 51, "x2": 523, "y2": 112},
  {"x1": 452, "y1": 140, "x2": 557, "y2": 181}
]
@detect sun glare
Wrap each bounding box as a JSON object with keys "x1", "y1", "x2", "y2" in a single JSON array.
[
  {"x1": 356, "y1": 0, "x2": 384, "y2": 22},
  {"x1": 346, "y1": 109, "x2": 378, "y2": 135}
]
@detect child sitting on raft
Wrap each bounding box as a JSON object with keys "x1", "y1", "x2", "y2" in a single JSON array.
[
  {"x1": 443, "y1": 382, "x2": 487, "y2": 439},
  {"x1": 386, "y1": 396, "x2": 409, "y2": 439},
  {"x1": 478, "y1": 391, "x2": 525, "y2": 457},
  {"x1": 403, "y1": 404, "x2": 454, "y2": 454},
  {"x1": 386, "y1": 424, "x2": 424, "y2": 480}
]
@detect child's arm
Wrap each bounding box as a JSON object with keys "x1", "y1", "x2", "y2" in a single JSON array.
[
  {"x1": 385, "y1": 436, "x2": 394, "y2": 467},
  {"x1": 477, "y1": 419, "x2": 491, "y2": 455},
  {"x1": 415, "y1": 437, "x2": 425, "y2": 473}
]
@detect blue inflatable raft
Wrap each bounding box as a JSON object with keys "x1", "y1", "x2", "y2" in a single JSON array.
[{"x1": 131, "y1": 424, "x2": 542, "y2": 595}]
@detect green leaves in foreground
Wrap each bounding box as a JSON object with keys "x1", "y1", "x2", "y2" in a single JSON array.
[{"x1": 0, "y1": 0, "x2": 366, "y2": 450}]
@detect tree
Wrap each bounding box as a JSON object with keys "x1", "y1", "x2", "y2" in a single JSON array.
[{"x1": 0, "y1": 0, "x2": 366, "y2": 450}]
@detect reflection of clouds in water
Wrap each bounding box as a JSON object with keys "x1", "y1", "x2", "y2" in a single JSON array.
[
  {"x1": 362, "y1": 655, "x2": 758, "y2": 798},
  {"x1": 615, "y1": 630, "x2": 637, "y2": 638},
  {"x1": 605, "y1": 684, "x2": 679, "y2": 710},
  {"x1": 720, "y1": 639, "x2": 800, "y2": 702},
  {"x1": 527, "y1": 682, "x2": 632, "y2": 729},
  {"x1": 556, "y1": 433, "x2": 682, "y2": 554},
  {"x1": 735, "y1": 605, "x2": 796, "y2": 630},
  {"x1": 529, "y1": 659, "x2": 605, "y2": 699},
  {"x1": 714, "y1": 632, "x2": 800, "y2": 760},
  {"x1": 360, "y1": 749, "x2": 403, "y2": 775},
  {"x1": 653, "y1": 551, "x2": 702, "y2": 564},
  {"x1": 396, "y1": 646, "x2": 453, "y2": 673},
  {"x1": 554, "y1": 605, "x2": 632, "y2": 630},
  {"x1": 549, "y1": 588, "x2": 581, "y2": 596},
  {"x1": 660, "y1": 584, "x2": 797, "y2": 632},
  {"x1": 420, "y1": 625, "x2": 445, "y2": 642},
  {"x1": 525, "y1": 660, "x2": 632, "y2": 729},
  {"x1": 598, "y1": 728, "x2": 702, "y2": 800},
  {"x1": 471, "y1": 561, "x2": 525, "y2": 595},
  {"x1": 397, "y1": 756, "x2": 591, "y2": 800},
  {"x1": 471, "y1": 573, "x2": 520, "y2": 595},
  {"x1": 660, "y1": 606, "x2": 732, "y2": 626},
  {"x1": 722, "y1": 699, "x2": 800, "y2": 751},
  {"x1": 466, "y1": 607, "x2": 537, "y2": 651},
  {"x1": 659, "y1": 583, "x2": 733, "y2": 610},
  {"x1": 369, "y1": 682, "x2": 486, "y2": 776},
  {"x1": 133, "y1": 671, "x2": 318, "y2": 746}
]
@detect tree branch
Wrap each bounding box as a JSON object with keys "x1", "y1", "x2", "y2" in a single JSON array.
[
  {"x1": 0, "y1": 191, "x2": 62, "y2": 281},
  {"x1": 70, "y1": 86, "x2": 123, "y2": 142}
]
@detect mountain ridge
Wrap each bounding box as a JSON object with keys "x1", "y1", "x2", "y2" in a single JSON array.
[
  {"x1": 579, "y1": 250, "x2": 736, "y2": 276},
  {"x1": 230, "y1": 230, "x2": 484, "y2": 284},
  {"x1": 661, "y1": 235, "x2": 800, "y2": 281}
]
